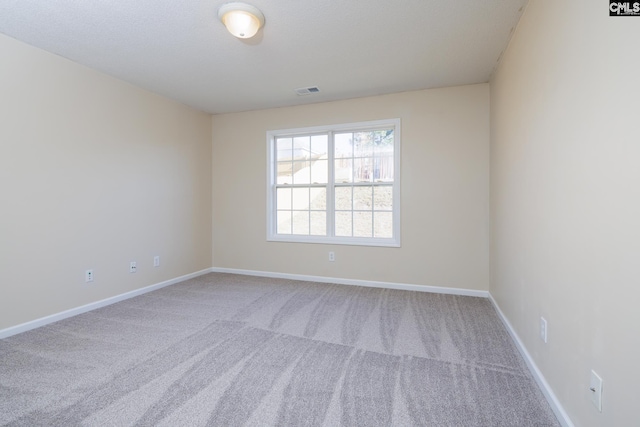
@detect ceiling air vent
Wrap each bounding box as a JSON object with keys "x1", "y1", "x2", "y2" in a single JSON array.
[{"x1": 294, "y1": 86, "x2": 320, "y2": 96}]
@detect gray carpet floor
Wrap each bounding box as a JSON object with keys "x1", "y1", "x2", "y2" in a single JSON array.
[{"x1": 0, "y1": 273, "x2": 559, "y2": 426}]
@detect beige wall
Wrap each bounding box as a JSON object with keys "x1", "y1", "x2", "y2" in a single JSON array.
[
  {"x1": 212, "y1": 85, "x2": 490, "y2": 290},
  {"x1": 490, "y1": 1, "x2": 640, "y2": 425},
  {"x1": 0, "y1": 34, "x2": 212, "y2": 330}
]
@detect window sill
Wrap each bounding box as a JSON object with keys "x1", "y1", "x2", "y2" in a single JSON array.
[{"x1": 267, "y1": 234, "x2": 400, "y2": 248}]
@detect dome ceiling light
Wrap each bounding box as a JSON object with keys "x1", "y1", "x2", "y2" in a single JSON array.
[{"x1": 218, "y1": 2, "x2": 265, "y2": 39}]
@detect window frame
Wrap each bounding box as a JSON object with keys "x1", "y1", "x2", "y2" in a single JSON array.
[{"x1": 266, "y1": 118, "x2": 401, "y2": 247}]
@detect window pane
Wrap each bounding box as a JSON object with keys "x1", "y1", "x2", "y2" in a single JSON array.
[
  {"x1": 373, "y1": 186, "x2": 392, "y2": 210},
  {"x1": 293, "y1": 136, "x2": 310, "y2": 159},
  {"x1": 335, "y1": 211, "x2": 352, "y2": 237},
  {"x1": 353, "y1": 211, "x2": 373, "y2": 237},
  {"x1": 373, "y1": 130, "x2": 394, "y2": 153},
  {"x1": 374, "y1": 211, "x2": 393, "y2": 238},
  {"x1": 335, "y1": 133, "x2": 353, "y2": 159},
  {"x1": 335, "y1": 133, "x2": 353, "y2": 183},
  {"x1": 310, "y1": 211, "x2": 326, "y2": 236},
  {"x1": 310, "y1": 188, "x2": 326, "y2": 210},
  {"x1": 292, "y1": 187, "x2": 309, "y2": 210},
  {"x1": 311, "y1": 135, "x2": 328, "y2": 157},
  {"x1": 354, "y1": 157, "x2": 374, "y2": 183},
  {"x1": 353, "y1": 132, "x2": 374, "y2": 158},
  {"x1": 292, "y1": 211, "x2": 309, "y2": 235},
  {"x1": 373, "y1": 155, "x2": 394, "y2": 182},
  {"x1": 276, "y1": 138, "x2": 293, "y2": 161},
  {"x1": 353, "y1": 186, "x2": 373, "y2": 210},
  {"x1": 292, "y1": 160, "x2": 311, "y2": 184},
  {"x1": 277, "y1": 161, "x2": 293, "y2": 184},
  {"x1": 373, "y1": 130, "x2": 393, "y2": 182},
  {"x1": 334, "y1": 158, "x2": 353, "y2": 183},
  {"x1": 311, "y1": 159, "x2": 328, "y2": 184},
  {"x1": 277, "y1": 211, "x2": 292, "y2": 234},
  {"x1": 277, "y1": 187, "x2": 292, "y2": 210},
  {"x1": 335, "y1": 187, "x2": 352, "y2": 210}
]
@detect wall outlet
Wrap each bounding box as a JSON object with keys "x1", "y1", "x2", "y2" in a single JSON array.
[
  {"x1": 129, "y1": 261, "x2": 137, "y2": 273},
  {"x1": 540, "y1": 317, "x2": 548, "y2": 343},
  {"x1": 153, "y1": 256, "x2": 160, "y2": 267},
  {"x1": 328, "y1": 251, "x2": 335, "y2": 262},
  {"x1": 85, "y1": 269, "x2": 94, "y2": 283},
  {"x1": 590, "y1": 370, "x2": 603, "y2": 412}
]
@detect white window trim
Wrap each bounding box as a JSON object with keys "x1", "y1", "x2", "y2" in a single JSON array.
[{"x1": 266, "y1": 118, "x2": 401, "y2": 247}]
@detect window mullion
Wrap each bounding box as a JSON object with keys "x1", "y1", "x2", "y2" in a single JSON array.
[
  {"x1": 327, "y1": 131, "x2": 335, "y2": 238},
  {"x1": 268, "y1": 137, "x2": 274, "y2": 237},
  {"x1": 351, "y1": 187, "x2": 354, "y2": 238},
  {"x1": 307, "y1": 188, "x2": 311, "y2": 235},
  {"x1": 290, "y1": 182, "x2": 294, "y2": 234},
  {"x1": 371, "y1": 185, "x2": 375, "y2": 238}
]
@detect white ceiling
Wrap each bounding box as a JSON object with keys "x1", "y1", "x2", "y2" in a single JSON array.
[{"x1": 0, "y1": 0, "x2": 528, "y2": 114}]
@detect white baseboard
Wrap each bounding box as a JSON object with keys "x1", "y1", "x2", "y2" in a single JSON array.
[
  {"x1": 211, "y1": 267, "x2": 489, "y2": 298},
  {"x1": 488, "y1": 294, "x2": 574, "y2": 427},
  {"x1": 0, "y1": 268, "x2": 214, "y2": 340}
]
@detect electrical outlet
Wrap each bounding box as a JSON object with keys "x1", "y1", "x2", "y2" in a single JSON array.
[
  {"x1": 590, "y1": 370, "x2": 603, "y2": 412},
  {"x1": 85, "y1": 269, "x2": 94, "y2": 283},
  {"x1": 540, "y1": 317, "x2": 548, "y2": 343},
  {"x1": 129, "y1": 261, "x2": 137, "y2": 273},
  {"x1": 328, "y1": 251, "x2": 335, "y2": 262},
  {"x1": 153, "y1": 256, "x2": 160, "y2": 267}
]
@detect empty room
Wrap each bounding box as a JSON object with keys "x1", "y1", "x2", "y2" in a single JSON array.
[{"x1": 1, "y1": 1, "x2": 638, "y2": 426}]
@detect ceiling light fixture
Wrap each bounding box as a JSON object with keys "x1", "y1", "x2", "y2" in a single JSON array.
[{"x1": 218, "y1": 2, "x2": 264, "y2": 39}]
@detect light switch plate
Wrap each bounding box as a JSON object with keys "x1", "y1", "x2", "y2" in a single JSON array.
[
  {"x1": 590, "y1": 370, "x2": 603, "y2": 412},
  {"x1": 540, "y1": 317, "x2": 548, "y2": 343}
]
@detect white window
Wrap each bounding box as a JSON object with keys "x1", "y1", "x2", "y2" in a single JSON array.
[{"x1": 267, "y1": 119, "x2": 400, "y2": 247}]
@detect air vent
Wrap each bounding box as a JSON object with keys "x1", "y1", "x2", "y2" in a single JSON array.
[{"x1": 294, "y1": 86, "x2": 320, "y2": 96}]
